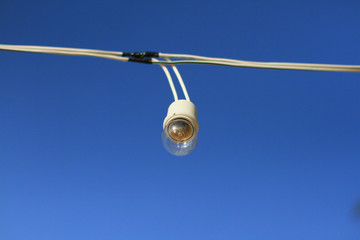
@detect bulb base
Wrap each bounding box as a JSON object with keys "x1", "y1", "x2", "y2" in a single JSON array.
[{"x1": 163, "y1": 100, "x2": 199, "y2": 132}]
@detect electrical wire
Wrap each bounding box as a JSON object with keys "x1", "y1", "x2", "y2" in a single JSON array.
[
  {"x1": 0, "y1": 44, "x2": 128, "y2": 62},
  {"x1": 2, "y1": 43, "x2": 360, "y2": 102},
  {"x1": 152, "y1": 59, "x2": 178, "y2": 101},
  {"x1": 158, "y1": 53, "x2": 360, "y2": 72},
  {"x1": 165, "y1": 58, "x2": 190, "y2": 101},
  {"x1": 0, "y1": 44, "x2": 124, "y2": 56},
  {"x1": 152, "y1": 59, "x2": 360, "y2": 72},
  {"x1": 1, "y1": 44, "x2": 359, "y2": 72}
]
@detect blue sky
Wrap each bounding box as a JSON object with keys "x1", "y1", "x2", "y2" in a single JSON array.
[{"x1": 1, "y1": 0, "x2": 360, "y2": 239}]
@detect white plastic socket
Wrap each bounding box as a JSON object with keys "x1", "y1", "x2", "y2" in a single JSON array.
[{"x1": 163, "y1": 100, "x2": 199, "y2": 132}]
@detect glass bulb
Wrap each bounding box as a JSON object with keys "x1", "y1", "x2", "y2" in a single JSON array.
[
  {"x1": 168, "y1": 119, "x2": 194, "y2": 142},
  {"x1": 162, "y1": 118, "x2": 198, "y2": 156}
]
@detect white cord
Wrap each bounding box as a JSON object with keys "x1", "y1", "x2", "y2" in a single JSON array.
[
  {"x1": 1, "y1": 44, "x2": 359, "y2": 72},
  {"x1": 2, "y1": 43, "x2": 359, "y2": 103},
  {"x1": 0, "y1": 44, "x2": 124, "y2": 56},
  {"x1": 152, "y1": 59, "x2": 178, "y2": 101},
  {"x1": 159, "y1": 52, "x2": 360, "y2": 71},
  {"x1": 152, "y1": 59, "x2": 360, "y2": 72},
  {"x1": 165, "y1": 58, "x2": 190, "y2": 101},
  {"x1": 0, "y1": 44, "x2": 128, "y2": 62}
]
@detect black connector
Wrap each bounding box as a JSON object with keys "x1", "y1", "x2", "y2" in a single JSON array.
[
  {"x1": 122, "y1": 52, "x2": 159, "y2": 58},
  {"x1": 128, "y1": 58, "x2": 152, "y2": 64}
]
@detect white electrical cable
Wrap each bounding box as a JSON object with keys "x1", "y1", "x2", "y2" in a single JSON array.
[
  {"x1": 152, "y1": 59, "x2": 178, "y2": 101},
  {"x1": 2, "y1": 43, "x2": 360, "y2": 103},
  {"x1": 152, "y1": 59, "x2": 360, "y2": 72},
  {"x1": 159, "y1": 53, "x2": 360, "y2": 71},
  {"x1": 165, "y1": 58, "x2": 190, "y2": 101},
  {"x1": 0, "y1": 44, "x2": 124, "y2": 56},
  {"x1": 0, "y1": 44, "x2": 128, "y2": 62},
  {"x1": 1, "y1": 44, "x2": 359, "y2": 72}
]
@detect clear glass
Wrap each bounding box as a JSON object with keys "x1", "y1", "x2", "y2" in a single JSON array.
[{"x1": 162, "y1": 119, "x2": 198, "y2": 156}]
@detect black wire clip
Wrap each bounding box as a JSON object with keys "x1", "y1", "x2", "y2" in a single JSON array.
[{"x1": 123, "y1": 52, "x2": 159, "y2": 64}]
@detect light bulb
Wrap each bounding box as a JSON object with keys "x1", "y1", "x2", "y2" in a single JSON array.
[
  {"x1": 168, "y1": 118, "x2": 194, "y2": 142},
  {"x1": 162, "y1": 100, "x2": 199, "y2": 156}
]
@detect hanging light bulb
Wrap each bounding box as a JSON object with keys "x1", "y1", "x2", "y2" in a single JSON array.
[{"x1": 162, "y1": 100, "x2": 199, "y2": 156}]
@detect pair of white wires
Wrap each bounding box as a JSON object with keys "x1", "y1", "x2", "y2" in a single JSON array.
[
  {"x1": 157, "y1": 53, "x2": 360, "y2": 72},
  {"x1": 153, "y1": 58, "x2": 190, "y2": 101},
  {"x1": 1, "y1": 44, "x2": 360, "y2": 73},
  {"x1": 1, "y1": 43, "x2": 360, "y2": 100},
  {"x1": 0, "y1": 44, "x2": 128, "y2": 62},
  {"x1": 0, "y1": 44, "x2": 193, "y2": 101}
]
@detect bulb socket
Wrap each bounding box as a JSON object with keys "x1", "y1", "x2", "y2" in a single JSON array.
[{"x1": 163, "y1": 100, "x2": 199, "y2": 134}]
